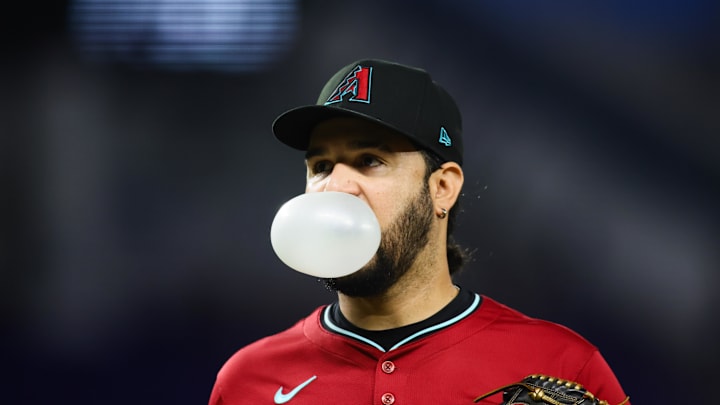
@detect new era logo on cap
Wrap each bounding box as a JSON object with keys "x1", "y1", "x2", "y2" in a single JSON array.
[
  {"x1": 325, "y1": 65, "x2": 373, "y2": 105},
  {"x1": 438, "y1": 127, "x2": 452, "y2": 147}
]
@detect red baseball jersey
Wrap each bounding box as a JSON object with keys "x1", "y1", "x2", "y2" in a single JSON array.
[{"x1": 209, "y1": 294, "x2": 629, "y2": 404}]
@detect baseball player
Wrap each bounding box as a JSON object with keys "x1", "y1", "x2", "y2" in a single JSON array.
[{"x1": 208, "y1": 59, "x2": 630, "y2": 405}]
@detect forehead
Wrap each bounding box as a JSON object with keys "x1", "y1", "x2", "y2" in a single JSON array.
[{"x1": 307, "y1": 117, "x2": 418, "y2": 153}]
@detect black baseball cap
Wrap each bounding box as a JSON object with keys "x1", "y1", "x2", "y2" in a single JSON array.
[{"x1": 272, "y1": 59, "x2": 464, "y2": 166}]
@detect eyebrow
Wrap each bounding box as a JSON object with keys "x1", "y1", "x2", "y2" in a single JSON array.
[{"x1": 304, "y1": 139, "x2": 392, "y2": 160}]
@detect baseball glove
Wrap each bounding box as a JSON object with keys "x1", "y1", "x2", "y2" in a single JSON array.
[{"x1": 473, "y1": 374, "x2": 629, "y2": 405}]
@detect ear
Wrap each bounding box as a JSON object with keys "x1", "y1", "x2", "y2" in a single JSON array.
[{"x1": 429, "y1": 162, "x2": 464, "y2": 215}]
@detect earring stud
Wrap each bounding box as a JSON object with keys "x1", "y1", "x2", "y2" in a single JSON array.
[{"x1": 438, "y1": 208, "x2": 447, "y2": 219}]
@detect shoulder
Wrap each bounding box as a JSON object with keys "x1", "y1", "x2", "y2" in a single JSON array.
[
  {"x1": 214, "y1": 307, "x2": 324, "y2": 381},
  {"x1": 475, "y1": 295, "x2": 598, "y2": 351},
  {"x1": 209, "y1": 307, "x2": 330, "y2": 404},
  {"x1": 482, "y1": 297, "x2": 626, "y2": 403},
  {"x1": 466, "y1": 295, "x2": 628, "y2": 401}
]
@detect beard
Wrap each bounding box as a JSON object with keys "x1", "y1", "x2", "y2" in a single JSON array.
[{"x1": 321, "y1": 183, "x2": 435, "y2": 297}]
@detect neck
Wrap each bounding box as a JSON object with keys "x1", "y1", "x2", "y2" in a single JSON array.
[{"x1": 337, "y1": 261, "x2": 458, "y2": 331}]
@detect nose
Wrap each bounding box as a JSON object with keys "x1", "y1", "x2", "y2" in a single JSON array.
[{"x1": 319, "y1": 163, "x2": 361, "y2": 195}]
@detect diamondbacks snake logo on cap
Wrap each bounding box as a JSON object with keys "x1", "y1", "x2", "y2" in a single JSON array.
[{"x1": 324, "y1": 65, "x2": 373, "y2": 105}]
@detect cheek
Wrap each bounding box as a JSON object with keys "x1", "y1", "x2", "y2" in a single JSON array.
[{"x1": 366, "y1": 187, "x2": 411, "y2": 229}]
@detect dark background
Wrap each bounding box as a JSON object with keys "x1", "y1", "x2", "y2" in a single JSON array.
[{"x1": 3, "y1": 0, "x2": 718, "y2": 403}]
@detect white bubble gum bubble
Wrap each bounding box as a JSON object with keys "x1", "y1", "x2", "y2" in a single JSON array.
[{"x1": 270, "y1": 192, "x2": 381, "y2": 278}]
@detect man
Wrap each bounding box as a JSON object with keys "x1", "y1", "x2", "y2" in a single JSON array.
[{"x1": 208, "y1": 59, "x2": 630, "y2": 404}]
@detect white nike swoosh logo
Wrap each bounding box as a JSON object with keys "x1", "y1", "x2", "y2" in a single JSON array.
[{"x1": 274, "y1": 375, "x2": 317, "y2": 404}]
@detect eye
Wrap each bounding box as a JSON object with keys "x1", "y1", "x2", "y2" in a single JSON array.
[
  {"x1": 358, "y1": 155, "x2": 383, "y2": 168},
  {"x1": 310, "y1": 160, "x2": 333, "y2": 176}
]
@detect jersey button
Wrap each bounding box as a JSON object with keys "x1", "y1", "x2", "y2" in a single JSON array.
[
  {"x1": 381, "y1": 361, "x2": 396, "y2": 374},
  {"x1": 381, "y1": 392, "x2": 395, "y2": 404}
]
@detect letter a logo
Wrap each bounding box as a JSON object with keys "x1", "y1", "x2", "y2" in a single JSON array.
[
  {"x1": 438, "y1": 127, "x2": 452, "y2": 147},
  {"x1": 324, "y1": 65, "x2": 372, "y2": 105}
]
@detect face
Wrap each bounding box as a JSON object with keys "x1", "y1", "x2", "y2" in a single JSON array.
[{"x1": 305, "y1": 117, "x2": 435, "y2": 297}]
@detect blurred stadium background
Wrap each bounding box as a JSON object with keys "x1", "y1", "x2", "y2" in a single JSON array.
[{"x1": 3, "y1": 0, "x2": 718, "y2": 403}]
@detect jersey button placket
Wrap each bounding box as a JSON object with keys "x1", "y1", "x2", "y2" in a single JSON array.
[
  {"x1": 375, "y1": 359, "x2": 402, "y2": 405},
  {"x1": 378, "y1": 360, "x2": 396, "y2": 404}
]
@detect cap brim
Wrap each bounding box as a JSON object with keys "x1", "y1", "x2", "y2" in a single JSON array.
[{"x1": 272, "y1": 104, "x2": 401, "y2": 151}]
